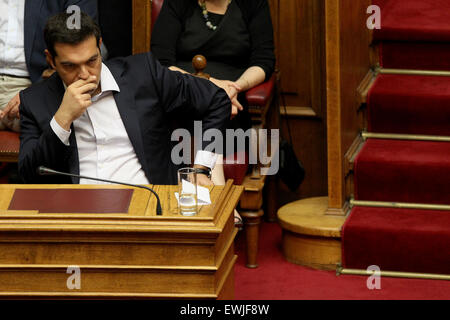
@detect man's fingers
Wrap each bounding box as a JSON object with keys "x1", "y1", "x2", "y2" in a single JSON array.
[
  {"x1": 79, "y1": 93, "x2": 93, "y2": 102},
  {"x1": 3, "y1": 103, "x2": 13, "y2": 114},
  {"x1": 78, "y1": 83, "x2": 98, "y2": 95},
  {"x1": 71, "y1": 76, "x2": 97, "y2": 88},
  {"x1": 2, "y1": 102, "x2": 15, "y2": 118},
  {"x1": 81, "y1": 99, "x2": 93, "y2": 109},
  {"x1": 11, "y1": 106, "x2": 20, "y2": 119}
]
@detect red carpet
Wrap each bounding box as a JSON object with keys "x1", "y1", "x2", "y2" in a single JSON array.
[
  {"x1": 234, "y1": 222, "x2": 450, "y2": 300},
  {"x1": 373, "y1": 0, "x2": 450, "y2": 42},
  {"x1": 342, "y1": 207, "x2": 450, "y2": 275},
  {"x1": 367, "y1": 74, "x2": 450, "y2": 136},
  {"x1": 379, "y1": 42, "x2": 450, "y2": 71},
  {"x1": 342, "y1": 0, "x2": 450, "y2": 277},
  {"x1": 354, "y1": 139, "x2": 450, "y2": 205},
  {"x1": 373, "y1": 0, "x2": 450, "y2": 70}
]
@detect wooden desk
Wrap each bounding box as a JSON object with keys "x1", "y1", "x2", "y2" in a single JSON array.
[{"x1": 0, "y1": 181, "x2": 243, "y2": 299}]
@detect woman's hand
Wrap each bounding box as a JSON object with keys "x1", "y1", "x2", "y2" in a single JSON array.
[{"x1": 210, "y1": 78, "x2": 244, "y2": 118}]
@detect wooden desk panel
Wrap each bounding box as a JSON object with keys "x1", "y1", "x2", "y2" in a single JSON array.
[{"x1": 0, "y1": 181, "x2": 243, "y2": 299}]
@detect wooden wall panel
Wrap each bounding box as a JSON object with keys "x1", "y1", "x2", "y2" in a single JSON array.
[
  {"x1": 339, "y1": 0, "x2": 372, "y2": 152},
  {"x1": 270, "y1": 0, "x2": 328, "y2": 207},
  {"x1": 325, "y1": 0, "x2": 371, "y2": 211},
  {"x1": 132, "y1": 0, "x2": 151, "y2": 54},
  {"x1": 276, "y1": 0, "x2": 324, "y2": 117}
]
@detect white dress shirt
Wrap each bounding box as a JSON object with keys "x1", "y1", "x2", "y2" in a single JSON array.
[
  {"x1": 51, "y1": 64, "x2": 217, "y2": 185},
  {"x1": 0, "y1": 0, "x2": 29, "y2": 77}
]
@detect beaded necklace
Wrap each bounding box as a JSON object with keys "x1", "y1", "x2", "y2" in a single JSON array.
[{"x1": 198, "y1": 0, "x2": 232, "y2": 31}]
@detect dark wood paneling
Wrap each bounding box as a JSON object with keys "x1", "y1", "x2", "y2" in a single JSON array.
[
  {"x1": 277, "y1": 117, "x2": 328, "y2": 208},
  {"x1": 132, "y1": 0, "x2": 151, "y2": 54},
  {"x1": 275, "y1": 0, "x2": 324, "y2": 117},
  {"x1": 270, "y1": 0, "x2": 328, "y2": 206},
  {"x1": 325, "y1": 0, "x2": 371, "y2": 211}
]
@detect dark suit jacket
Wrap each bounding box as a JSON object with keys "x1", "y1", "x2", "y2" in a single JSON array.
[
  {"x1": 18, "y1": 52, "x2": 230, "y2": 185},
  {"x1": 25, "y1": 0, "x2": 97, "y2": 83}
]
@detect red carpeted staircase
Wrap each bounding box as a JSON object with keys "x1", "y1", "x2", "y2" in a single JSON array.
[
  {"x1": 342, "y1": 0, "x2": 450, "y2": 276},
  {"x1": 374, "y1": 0, "x2": 450, "y2": 71}
]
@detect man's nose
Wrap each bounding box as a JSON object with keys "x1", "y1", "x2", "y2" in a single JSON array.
[{"x1": 78, "y1": 66, "x2": 90, "y2": 80}]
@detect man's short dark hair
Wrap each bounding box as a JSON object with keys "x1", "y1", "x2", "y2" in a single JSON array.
[{"x1": 44, "y1": 11, "x2": 101, "y2": 58}]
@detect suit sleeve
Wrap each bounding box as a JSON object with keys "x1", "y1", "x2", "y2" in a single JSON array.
[
  {"x1": 146, "y1": 52, "x2": 231, "y2": 151},
  {"x1": 18, "y1": 91, "x2": 73, "y2": 184}
]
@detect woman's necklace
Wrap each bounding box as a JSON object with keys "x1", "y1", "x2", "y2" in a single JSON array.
[{"x1": 199, "y1": 0, "x2": 231, "y2": 31}]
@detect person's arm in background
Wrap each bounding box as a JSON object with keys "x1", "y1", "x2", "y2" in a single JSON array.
[
  {"x1": 211, "y1": 0, "x2": 274, "y2": 222},
  {"x1": 193, "y1": 0, "x2": 276, "y2": 115},
  {"x1": 151, "y1": 0, "x2": 243, "y2": 117},
  {"x1": 151, "y1": 0, "x2": 183, "y2": 68},
  {"x1": 216, "y1": 0, "x2": 275, "y2": 94}
]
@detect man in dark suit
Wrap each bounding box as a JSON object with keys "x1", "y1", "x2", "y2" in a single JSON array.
[
  {"x1": 18, "y1": 12, "x2": 230, "y2": 185},
  {"x1": 0, "y1": 0, "x2": 97, "y2": 130}
]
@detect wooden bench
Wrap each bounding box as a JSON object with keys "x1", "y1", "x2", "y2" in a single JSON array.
[{"x1": 0, "y1": 131, "x2": 20, "y2": 163}]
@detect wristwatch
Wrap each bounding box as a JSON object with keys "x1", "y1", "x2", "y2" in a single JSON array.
[{"x1": 194, "y1": 168, "x2": 212, "y2": 179}]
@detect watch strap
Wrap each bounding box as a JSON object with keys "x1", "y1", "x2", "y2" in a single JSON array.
[{"x1": 194, "y1": 168, "x2": 211, "y2": 178}]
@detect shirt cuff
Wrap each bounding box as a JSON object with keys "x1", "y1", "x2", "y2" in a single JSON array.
[
  {"x1": 50, "y1": 117, "x2": 71, "y2": 146},
  {"x1": 194, "y1": 150, "x2": 218, "y2": 169}
]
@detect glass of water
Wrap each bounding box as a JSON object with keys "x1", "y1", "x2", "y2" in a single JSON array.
[{"x1": 177, "y1": 168, "x2": 198, "y2": 216}]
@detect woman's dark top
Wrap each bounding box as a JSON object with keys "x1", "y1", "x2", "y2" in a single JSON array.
[{"x1": 151, "y1": 0, "x2": 275, "y2": 82}]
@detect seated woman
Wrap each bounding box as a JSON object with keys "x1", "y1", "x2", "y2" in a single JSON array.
[{"x1": 151, "y1": 0, "x2": 276, "y2": 194}]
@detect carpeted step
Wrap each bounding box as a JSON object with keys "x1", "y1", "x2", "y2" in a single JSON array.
[
  {"x1": 373, "y1": 0, "x2": 450, "y2": 43},
  {"x1": 379, "y1": 41, "x2": 450, "y2": 71},
  {"x1": 342, "y1": 206, "x2": 450, "y2": 275},
  {"x1": 373, "y1": 0, "x2": 450, "y2": 70},
  {"x1": 354, "y1": 139, "x2": 450, "y2": 205},
  {"x1": 367, "y1": 74, "x2": 450, "y2": 136}
]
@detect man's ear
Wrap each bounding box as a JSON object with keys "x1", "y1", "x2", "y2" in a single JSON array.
[{"x1": 45, "y1": 49, "x2": 56, "y2": 69}]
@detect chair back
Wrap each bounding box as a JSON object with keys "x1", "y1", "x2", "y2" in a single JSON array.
[{"x1": 151, "y1": 0, "x2": 164, "y2": 30}]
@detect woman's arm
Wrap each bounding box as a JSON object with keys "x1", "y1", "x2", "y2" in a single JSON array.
[
  {"x1": 150, "y1": 0, "x2": 185, "y2": 67},
  {"x1": 234, "y1": 65, "x2": 266, "y2": 92},
  {"x1": 210, "y1": 0, "x2": 275, "y2": 96},
  {"x1": 245, "y1": 0, "x2": 276, "y2": 82}
]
